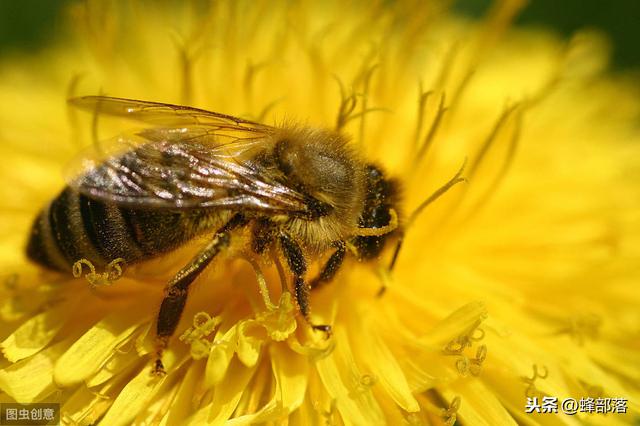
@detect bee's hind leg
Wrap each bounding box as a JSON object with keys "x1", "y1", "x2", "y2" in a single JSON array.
[
  {"x1": 278, "y1": 232, "x2": 332, "y2": 335},
  {"x1": 153, "y1": 213, "x2": 247, "y2": 376}
]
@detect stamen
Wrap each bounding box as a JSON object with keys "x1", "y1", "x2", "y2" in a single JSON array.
[
  {"x1": 466, "y1": 104, "x2": 520, "y2": 179},
  {"x1": 460, "y1": 105, "x2": 522, "y2": 220},
  {"x1": 356, "y1": 63, "x2": 378, "y2": 147},
  {"x1": 406, "y1": 160, "x2": 467, "y2": 229},
  {"x1": 333, "y1": 76, "x2": 388, "y2": 132},
  {"x1": 255, "y1": 97, "x2": 283, "y2": 123},
  {"x1": 169, "y1": 27, "x2": 207, "y2": 103},
  {"x1": 270, "y1": 246, "x2": 289, "y2": 293},
  {"x1": 441, "y1": 396, "x2": 461, "y2": 426},
  {"x1": 455, "y1": 356, "x2": 470, "y2": 375},
  {"x1": 348, "y1": 373, "x2": 378, "y2": 398},
  {"x1": 243, "y1": 60, "x2": 268, "y2": 108},
  {"x1": 176, "y1": 42, "x2": 193, "y2": 105},
  {"x1": 334, "y1": 76, "x2": 357, "y2": 131},
  {"x1": 242, "y1": 254, "x2": 276, "y2": 310},
  {"x1": 468, "y1": 344, "x2": 487, "y2": 376},
  {"x1": 254, "y1": 291, "x2": 297, "y2": 341},
  {"x1": 413, "y1": 86, "x2": 432, "y2": 151},
  {"x1": 72, "y1": 258, "x2": 125, "y2": 288},
  {"x1": 315, "y1": 399, "x2": 337, "y2": 426},
  {"x1": 179, "y1": 311, "x2": 221, "y2": 360},
  {"x1": 433, "y1": 43, "x2": 459, "y2": 90},
  {"x1": 354, "y1": 208, "x2": 398, "y2": 237},
  {"x1": 359, "y1": 374, "x2": 377, "y2": 387},
  {"x1": 523, "y1": 364, "x2": 548, "y2": 398},
  {"x1": 443, "y1": 319, "x2": 487, "y2": 376},
  {"x1": 414, "y1": 92, "x2": 448, "y2": 168},
  {"x1": 449, "y1": 68, "x2": 475, "y2": 115},
  {"x1": 455, "y1": 347, "x2": 486, "y2": 377},
  {"x1": 558, "y1": 313, "x2": 602, "y2": 345},
  {"x1": 403, "y1": 412, "x2": 422, "y2": 425}
]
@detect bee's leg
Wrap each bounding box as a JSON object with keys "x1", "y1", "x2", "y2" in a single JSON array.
[
  {"x1": 310, "y1": 240, "x2": 346, "y2": 289},
  {"x1": 153, "y1": 213, "x2": 247, "y2": 376},
  {"x1": 278, "y1": 232, "x2": 331, "y2": 335}
]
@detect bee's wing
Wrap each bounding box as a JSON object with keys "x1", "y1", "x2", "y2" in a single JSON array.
[
  {"x1": 68, "y1": 96, "x2": 274, "y2": 134},
  {"x1": 66, "y1": 96, "x2": 307, "y2": 212},
  {"x1": 69, "y1": 137, "x2": 307, "y2": 212}
]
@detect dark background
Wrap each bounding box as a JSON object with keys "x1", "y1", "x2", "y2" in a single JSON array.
[{"x1": 0, "y1": 0, "x2": 638, "y2": 70}]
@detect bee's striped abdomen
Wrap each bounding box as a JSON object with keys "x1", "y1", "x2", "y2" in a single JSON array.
[
  {"x1": 27, "y1": 188, "x2": 216, "y2": 273},
  {"x1": 27, "y1": 188, "x2": 148, "y2": 271}
]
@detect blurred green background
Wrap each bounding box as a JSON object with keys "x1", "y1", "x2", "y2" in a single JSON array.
[
  {"x1": 456, "y1": 0, "x2": 640, "y2": 70},
  {"x1": 0, "y1": 0, "x2": 638, "y2": 70}
]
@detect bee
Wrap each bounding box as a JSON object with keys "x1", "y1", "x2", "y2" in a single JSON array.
[{"x1": 26, "y1": 96, "x2": 402, "y2": 374}]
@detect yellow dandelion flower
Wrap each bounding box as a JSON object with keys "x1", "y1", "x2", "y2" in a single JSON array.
[{"x1": 1, "y1": 0, "x2": 639, "y2": 425}]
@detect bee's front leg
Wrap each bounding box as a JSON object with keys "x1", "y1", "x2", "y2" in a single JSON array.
[
  {"x1": 153, "y1": 213, "x2": 247, "y2": 376},
  {"x1": 278, "y1": 232, "x2": 331, "y2": 335}
]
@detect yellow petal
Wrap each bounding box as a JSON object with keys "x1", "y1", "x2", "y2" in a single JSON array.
[
  {"x1": 441, "y1": 380, "x2": 517, "y2": 426},
  {"x1": 355, "y1": 329, "x2": 419, "y2": 412},
  {"x1": 85, "y1": 347, "x2": 144, "y2": 387},
  {"x1": 166, "y1": 361, "x2": 206, "y2": 426},
  {"x1": 271, "y1": 342, "x2": 308, "y2": 411},
  {"x1": 316, "y1": 328, "x2": 385, "y2": 425},
  {"x1": 420, "y1": 301, "x2": 489, "y2": 347},
  {"x1": 205, "y1": 327, "x2": 236, "y2": 387},
  {"x1": 0, "y1": 338, "x2": 70, "y2": 402},
  {"x1": 54, "y1": 306, "x2": 149, "y2": 386},
  {"x1": 100, "y1": 365, "x2": 167, "y2": 426},
  {"x1": 236, "y1": 320, "x2": 263, "y2": 368},
  {"x1": 187, "y1": 358, "x2": 255, "y2": 426},
  {"x1": 1, "y1": 297, "x2": 79, "y2": 362},
  {"x1": 60, "y1": 382, "x2": 116, "y2": 425}
]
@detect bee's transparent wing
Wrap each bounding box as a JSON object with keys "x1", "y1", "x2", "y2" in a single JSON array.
[
  {"x1": 68, "y1": 96, "x2": 274, "y2": 134},
  {"x1": 66, "y1": 96, "x2": 306, "y2": 212},
  {"x1": 69, "y1": 138, "x2": 307, "y2": 212}
]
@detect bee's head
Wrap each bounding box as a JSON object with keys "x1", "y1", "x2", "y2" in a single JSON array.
[{"x1": 352, "y1": 163, "x2": 402, "y2": 260}]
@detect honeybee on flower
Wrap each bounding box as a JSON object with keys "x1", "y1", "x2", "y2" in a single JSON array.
[{"x1": 0, "y1": 0, "x2": 638, "y2": 425}]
